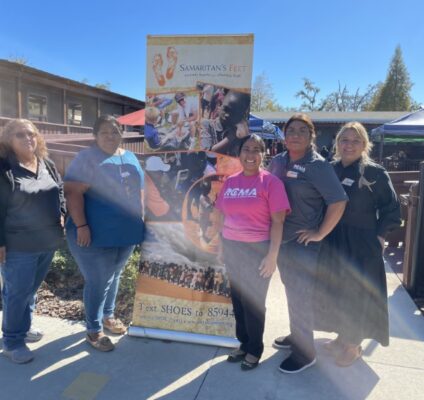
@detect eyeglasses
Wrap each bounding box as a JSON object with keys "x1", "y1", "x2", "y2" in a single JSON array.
[
  {"x1": 14, "y1": 131, "x2": 36, "y2": 139},
  {"x1": 119, "y1": 163, "x2": 133, "y2": 198},
  {"x1": 121, "y1": 176, "x2": 132, "y2": 198},
  {"x1": 98, "y1": 130, "x2": 122, "y2": 137},
  {"x1": 285, "y1": 129, "x2": 310, "y2": 138},
  {"x1": 340, "y1": 139, "x2": 363, "y2": 146}
]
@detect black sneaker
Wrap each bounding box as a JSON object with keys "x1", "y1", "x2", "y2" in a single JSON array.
[
  {"x1": 278, "y1": 355, "x2": 316, "y2": 374},
  {"x1": 273, "y1": 335, "x2": 292, "y2": 349}
]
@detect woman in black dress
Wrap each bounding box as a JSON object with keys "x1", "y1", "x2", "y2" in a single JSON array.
[{"x1": 315, "y1": 121, "x2": 401, "y2": 367}]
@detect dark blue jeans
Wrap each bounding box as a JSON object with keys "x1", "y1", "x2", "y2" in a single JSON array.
[
  {"x1": 1, "y1": 250, "x2": 55, "y2": 350},
  {"x1": 223, "y1": 239, "x2": 271, "y2": 358},
  {"x1": 67, "y1": 234, "x2": 134, "y2": 333},
  {"x1": 278, "y1": 240, "x2": 321, "y2": 361}
]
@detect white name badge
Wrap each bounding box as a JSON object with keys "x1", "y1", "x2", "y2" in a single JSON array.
[
  {"x1": 120, "y1": 171, "x2": 130, "y2": 178},
  {"x1": 287, "y1": 170, "x2": 298, "y2": 178},
  {"x1": 293, "y1": 164, "x2": 306, "y2": 173},
  {"x1": 342, "y1": 178, "x2": 355, "y2": 186}
]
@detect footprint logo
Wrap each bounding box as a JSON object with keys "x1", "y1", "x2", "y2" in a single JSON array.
[
  {"x1": 152, "y1": 47, "x2": 178, "y2": 87},
  {"x1": 166, "y1": 47, "x2": 178, "y2": 80},
  {"x1": 153, "y1": 54, "x2": 166, "y2": 87}
]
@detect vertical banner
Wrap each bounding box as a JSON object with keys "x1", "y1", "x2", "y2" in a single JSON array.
[{"x1": 129, "y1": 34, "x2": 254, "y2": 345}]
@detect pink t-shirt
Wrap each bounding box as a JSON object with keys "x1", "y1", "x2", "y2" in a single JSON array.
[{"x1": 216, "y1": 169, "x2": 291, "y2": 242}]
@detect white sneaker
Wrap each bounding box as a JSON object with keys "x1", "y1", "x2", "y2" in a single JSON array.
[
  {"x1": 3, "y1": 345, "x2": 34, "y2": 364},
  {"x1": 25, "y1": 327, "x2": 44, "y2": 343}
]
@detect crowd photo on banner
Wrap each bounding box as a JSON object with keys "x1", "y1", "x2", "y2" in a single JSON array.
[{"x1": 0, "y1": 33, "x2": 401, "y2": 375}]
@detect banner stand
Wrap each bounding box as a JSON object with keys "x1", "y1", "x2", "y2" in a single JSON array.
[
  {"x1": 132, "y1": 34, "x2": 254, "y2": 344},
  {"x1": 128, "y1": 325, "x2": 239, "y2": 348}
]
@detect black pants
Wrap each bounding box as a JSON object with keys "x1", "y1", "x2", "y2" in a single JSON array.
[{"x1": 223, "y1": 239, "x2": 271, "y2": 358}]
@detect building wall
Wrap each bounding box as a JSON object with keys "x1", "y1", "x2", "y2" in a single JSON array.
[
  {"x1": 21, "y1": 80, "x2": 63, "y2": 124},
  {"x1": 0, "y1": 61, "x2": 145, "y2": 132},
  {"x1": 67, "y1": 92, "x2": 98, "y2": 127},
  {"x1": 100, "y1": 100, "x2": 124, "y2": 117},
  {"x1": 316, "y1": 125, "x2": 339, "y2": 150},
  {"x1": 0, "y1": 76, "x2": 17, "y2": 118}
]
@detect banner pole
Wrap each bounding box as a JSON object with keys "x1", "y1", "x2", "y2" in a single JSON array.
[{"x1": 128, "y1": 325, "x2": 239, "y2": 348}]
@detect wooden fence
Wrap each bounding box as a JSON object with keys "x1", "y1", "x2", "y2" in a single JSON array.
[{"x1": 0, "y1": 116, "x2": 93, "y2": 136}]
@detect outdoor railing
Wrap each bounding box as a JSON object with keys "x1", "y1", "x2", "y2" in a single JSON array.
[
  {"x1": 382, "y1": 158, "x2": 421, "y2": 172},
  {"x1": 0, "y1": 116, "x2": 93, "y2": 136}
]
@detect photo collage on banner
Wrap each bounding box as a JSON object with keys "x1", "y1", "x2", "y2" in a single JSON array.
[{"x1": 132, "y1": 34, "x2": 254, "y2": 342}]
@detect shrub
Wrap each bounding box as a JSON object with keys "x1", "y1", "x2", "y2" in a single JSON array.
[
  {"x1": 115, "y1": 246, "x2": 141, "y2": 322},
  {"x1": 48, "y1": 244, "x2": 80, "y2": 281}
]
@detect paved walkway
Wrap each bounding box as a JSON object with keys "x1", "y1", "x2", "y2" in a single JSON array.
[{"x1": 1, "y1": 258, "x2": 423, "y2": 400}]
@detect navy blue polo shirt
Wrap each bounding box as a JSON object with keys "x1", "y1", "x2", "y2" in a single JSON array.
[{"x1": 269, "y1": 150, "x2": 348, "y2": 243}]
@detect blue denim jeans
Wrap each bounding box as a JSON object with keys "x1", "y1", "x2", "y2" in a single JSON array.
[
  {"x1": 278, "y1": 240, "x2": 321, "y2": 361},
  {"x1": 67, "y1": 235, "x2": 134, "y2": 333},
  {"x1": 1, "y1": 250, "x2": 55, "y2": 350}
]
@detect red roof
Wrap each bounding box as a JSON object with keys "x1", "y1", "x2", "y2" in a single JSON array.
[{"x1": 117, "y1": 109, "x2": 145, "y2": 126}]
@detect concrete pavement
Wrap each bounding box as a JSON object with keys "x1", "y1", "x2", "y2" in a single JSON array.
[{"x1": 1, "y1": 257, "x2": 423, "y2": 400}]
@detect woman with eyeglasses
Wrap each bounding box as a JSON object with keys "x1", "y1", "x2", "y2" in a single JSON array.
[
  {"x1": 0, "y1": 119, "x2": 65, "y2": 363},
  {"x1": 314, "y1": 122, "x2": 400, "y2": 367},
  {"x1": 215, "y1": 134, "x2": 290, "y2": 371},
  {"x1": 269, "y1": 113, "x2": 348, "y2": 373},
  {"x1": 64, "y1": 115, "x2": 144, "y2": 352}
]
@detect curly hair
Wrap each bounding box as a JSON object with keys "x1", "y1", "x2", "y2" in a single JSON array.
[{"x1": 0, "y1": 118, "x2": 48, "y2": 159}]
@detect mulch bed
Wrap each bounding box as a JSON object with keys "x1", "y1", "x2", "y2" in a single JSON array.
[{"x1": 0, "y1": 270, "x2": 134, "y2": 325}]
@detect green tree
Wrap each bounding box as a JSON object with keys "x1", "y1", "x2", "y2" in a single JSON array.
[
  {"x1": 8, "y1": 55, "x2": 28, "y2": 65},
  {"x1": 369, "y1": 46, "x2": 413, "y2": 111},
  {"x1": 296, "y1": 78, "x2": 321, "y2": 111},
  {"x1": 321, "y1": 82, "x2": 380, "y2": 111},
  {"x1": 95, "y1": 81, "x2": 111, "y2": 90},
  {"x1": 296, "y1": 78, "x2": 382, "y2": 112},
  {"x1": 251, "y1": 72, "x2": 283, "y2": 112}
]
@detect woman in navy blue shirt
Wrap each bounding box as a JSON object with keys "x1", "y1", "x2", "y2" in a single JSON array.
[
  {"x1": 65, "y1": 115, "x2": 144, "y2": 352},
  {"x1": 269, "y1": 113, "x2": 347, "y2": 373},
  {"x1": 314, "y1": 122, "x2": 400, "y2": 366}
]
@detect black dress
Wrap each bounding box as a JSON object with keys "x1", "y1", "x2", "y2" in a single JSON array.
[{"x1": 314, "y1": 159, "x2": 401, "y2": 346}]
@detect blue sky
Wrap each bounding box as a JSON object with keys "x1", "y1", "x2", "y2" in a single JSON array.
[{"x1": 1, "y1": 0, "x2": 423, "y2": 107}]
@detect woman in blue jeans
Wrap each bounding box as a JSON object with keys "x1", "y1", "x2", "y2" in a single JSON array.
[
  {"x1": 0, "y1": 119, "x2": 65, "y2": 364},
  {"x1": 64, "y1": 115, "x2": 144, "y2": 352}
]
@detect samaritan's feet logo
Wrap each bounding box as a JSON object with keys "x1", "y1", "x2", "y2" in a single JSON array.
[
  {"x1": 153, "y1": 46, "x2": 178, "y2": 86},
  {"x1": 166, "y1": 46, "x2": 178, "y2": 80}
]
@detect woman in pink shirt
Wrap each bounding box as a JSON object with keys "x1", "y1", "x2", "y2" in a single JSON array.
[{"x1": 215, "y1": 134, "x2": 290, "y2": 370}]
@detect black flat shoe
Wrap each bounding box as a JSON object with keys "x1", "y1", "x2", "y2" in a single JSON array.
[
  {"x1": 240, "y1": 355, "x2": 259, "y2": 371},
  {"x1": 227, "y1": 349, "x2": 247, "y2": 363}
]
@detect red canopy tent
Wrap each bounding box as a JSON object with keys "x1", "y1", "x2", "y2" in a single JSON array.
[{"x1": 117, "y1": 109, "x2": 145, "y2": 126}]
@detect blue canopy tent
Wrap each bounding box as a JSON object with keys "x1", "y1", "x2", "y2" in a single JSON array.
[
  {"x1": 248, "y1": 114, "x2": 284, "y2": 140},
  {"x1": 371, "y1": 108, "x2": 424, "y2": 140},
  {"x1": 371, "y1": 108, "x2": 424, "y2": 162}
]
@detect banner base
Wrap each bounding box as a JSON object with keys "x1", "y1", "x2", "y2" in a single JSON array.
[{"x1": 128, "y1": 325, "x2": 239, "y2": 348}]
